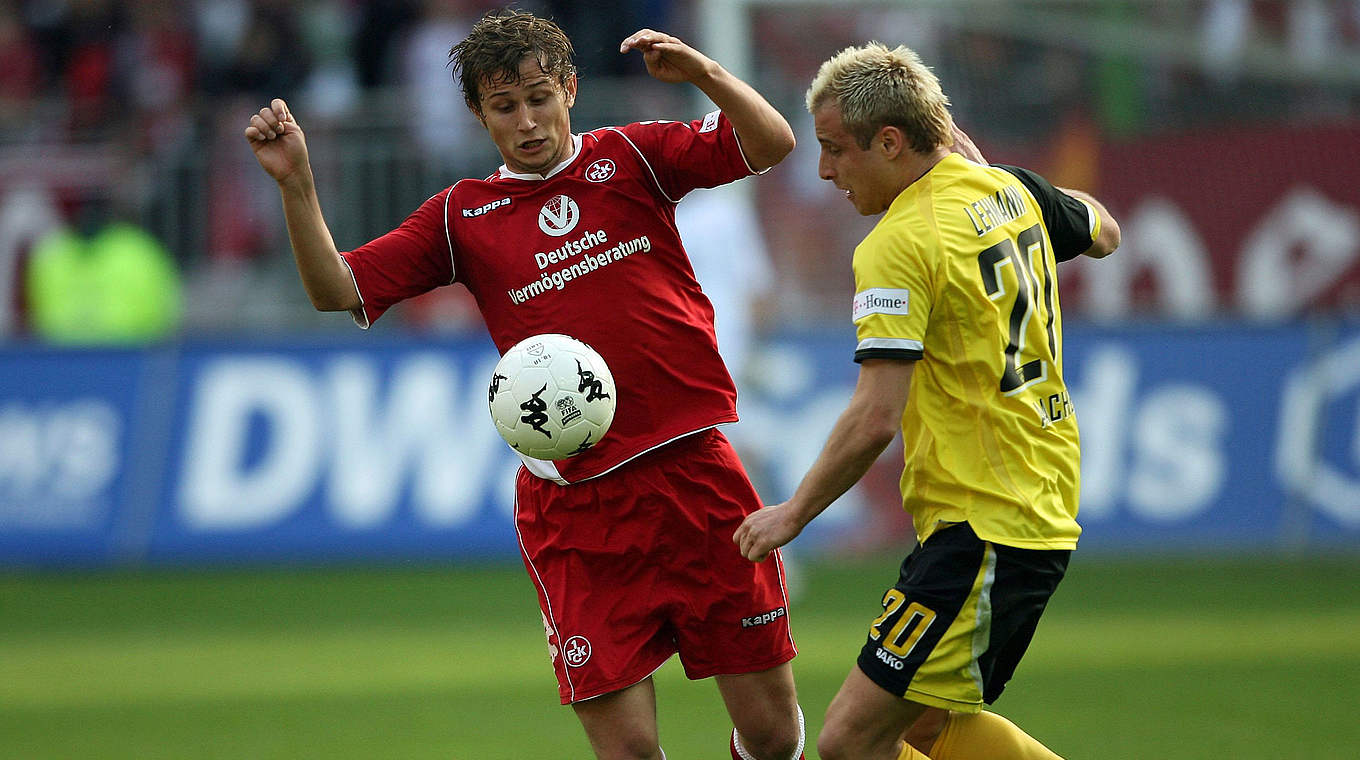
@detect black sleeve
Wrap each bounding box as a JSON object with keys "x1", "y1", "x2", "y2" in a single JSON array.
[{"x1": 992, "y1": 164, "x2": 1094, "y2": 262}]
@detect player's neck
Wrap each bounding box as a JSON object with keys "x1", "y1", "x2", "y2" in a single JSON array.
[{"x1": 900, "y1": 147, "x2": 952, "y2": 192}]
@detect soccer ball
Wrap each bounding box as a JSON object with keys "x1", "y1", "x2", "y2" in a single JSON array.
[{"x1": 488, "y1": 333, "x2": 616, "y2": 460}]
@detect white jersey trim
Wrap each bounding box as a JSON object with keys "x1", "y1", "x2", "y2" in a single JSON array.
[
  {"x1": 513, "y1": 486, "x2": 579, "y2": 702},
  {"x1": 518, "y1": 426, "x2": 720, "y2": 486},
  {"x1": 339, "y1": 256, "x2": 371, "y2": 330},
  {"x1": 496, "y1": 134, "x2": 584, "y2": 181},
  {"x1": 605, "y1": 116, "x2": 763, "y2": 206},
  {"x1": 442, "y1": 185, "x2": 458, "y2": 282},
  {"x1": 729, "y1": 123, "x2": 765, "y2": 176},
  {"x1": 856, "y1": 337, "x2": 924, "y2": 353},
  {"x1": 1078, "y1": 198, "x2": 1099, "y2": 238},
  {"x1": 606, "y1": 126, "x2": 679, "y2": 204}
]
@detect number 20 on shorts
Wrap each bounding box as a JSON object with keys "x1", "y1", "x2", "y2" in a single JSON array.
[{"x1": 869, "y1": 589, "x2": 938, "y2": 658}]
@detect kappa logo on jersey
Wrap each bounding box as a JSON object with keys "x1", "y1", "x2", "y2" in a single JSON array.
[
  {"x1": 563, "y1": 635, "x2": 592, "y2": 667},
  {"x1": 585, "y1": 159, "x2": 615, "y2": 183},
  {"x1": 539, "y1": 194, "x2": 581, "y2": 237},
  {"x1": 462, "y1": 197, "x2": 511, "y2": 217}
]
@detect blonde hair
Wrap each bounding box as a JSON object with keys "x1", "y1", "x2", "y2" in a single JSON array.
[{"x1": 805, "y1": 42, "x2": 953, "y2": 152}]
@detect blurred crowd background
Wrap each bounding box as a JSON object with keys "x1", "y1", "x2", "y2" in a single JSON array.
[{"x1": 0, "y1": 0, "x2": 1358, "y2": 345}]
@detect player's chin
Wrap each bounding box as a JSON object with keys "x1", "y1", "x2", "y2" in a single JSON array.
[{"x1": 851, "y1": 196, "x2": 881, "y2": 216}]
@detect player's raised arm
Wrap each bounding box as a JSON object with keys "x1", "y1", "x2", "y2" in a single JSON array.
[
  {"x1": 1059, "y1": 187, "x2": 1122, "y2": 259},
  {"x1": 620, "y1": 29, "x2": 795, "y2": 171},
  {"x1": 244, "y1": 98, "x2": 362, "y2": 312}
]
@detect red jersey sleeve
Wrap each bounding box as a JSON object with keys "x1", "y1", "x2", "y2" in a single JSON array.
[
  {"x1": 614, "y1": 111, "x2": 758, "y2": 202},
  {"x1": 341, "y1": 189, "x2": 455, "y2": 327}
]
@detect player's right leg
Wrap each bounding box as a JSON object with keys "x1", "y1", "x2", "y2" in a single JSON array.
[
  {"x1": 927, "y1": 710, "x2": 1062, "y2": 760},
  {"x1": 572, "y1": 678, "x2": 666, "y2": 760},
  {"x1": 512, "y1": 458, "x2": 696, "y2": 757}
]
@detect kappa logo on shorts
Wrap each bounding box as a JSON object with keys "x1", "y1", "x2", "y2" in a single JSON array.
[
  {"x1": 740, "y1": 606, "x2": 787, "y2": 629},
  {"x1": 563, "y1": 635, "x2": 592, "y2": 667}
]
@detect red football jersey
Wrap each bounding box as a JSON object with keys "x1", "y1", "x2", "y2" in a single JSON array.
[{"x1": 341, "y1": 112, "x2": 759, "y2": 484}]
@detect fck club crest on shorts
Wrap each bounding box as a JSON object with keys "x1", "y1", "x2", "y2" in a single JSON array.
[
  {"x1": 539, "y1": 194, "x2": 581, "y2": 237},
  {"x1": 562, "y1": 635, "x2": 592, "y2": 668}
]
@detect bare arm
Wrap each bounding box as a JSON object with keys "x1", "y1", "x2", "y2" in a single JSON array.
[
  {"x1": 734, "y1": 359, "x2": 915, "y2": 561},
  {"x1": 1059, "y1": 187, "x2": 1121, "y2": 259},
  {"x1": 620, "y1": 29, "x2": 795, "y2": 171},
  {"x1": 244, "y1": 99, "x2": 362, "y2": 312}
]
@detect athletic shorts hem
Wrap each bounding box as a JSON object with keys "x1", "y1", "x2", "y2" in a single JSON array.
[
  {"x1": 559, "y1": 653, "x2": 675, "y2": 705},
  {"x1": 680, "y1": 649, "x2": 798, "y2": 682},
  {"x1": 973, "y1": 536, "x2": 1078, "y2": 552},
  {"x1": 902, "y1": 687, "x2": 984, "y2": 713}
]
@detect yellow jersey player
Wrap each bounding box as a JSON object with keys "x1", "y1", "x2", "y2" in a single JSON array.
[{"x1": 735, "y1": 42, "x2": 1119, "y2": 760}]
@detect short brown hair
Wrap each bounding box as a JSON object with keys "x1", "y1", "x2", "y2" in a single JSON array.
[
  {"x1": 449, "y1": 9, "x2": 576, "y2": 115},
  {"x1": 806, "y1": 42, "x2": 952, "y2": 152}
]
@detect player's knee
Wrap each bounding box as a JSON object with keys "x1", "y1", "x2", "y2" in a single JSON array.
[
  {"x1": 585, "y1": 720, "x2": 662, "y2": 760},
  {"x1": 594, "y1": 734, "x2": 664, "y2": 760},
  {"x1": 736, "y1": 723, "x2": 802, "y2": 760},
  {"x1": 903, "y1": 707, "x2": 949, "y2": 754},
  {"x1": 815, "y1": 720, "x2": 857, "y2": 760}
]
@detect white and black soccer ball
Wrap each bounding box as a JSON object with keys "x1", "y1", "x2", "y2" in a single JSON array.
[{"x1": 488, "y1": 333, "x2": 616, "y2": 460}]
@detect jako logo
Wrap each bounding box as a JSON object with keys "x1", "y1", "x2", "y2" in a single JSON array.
[
  {"x1": 539, "y1": 195, "x2": 580, "y2": 237},
  {"x1": 462, "y1": 197, "x2": 511, "y2": 217}
]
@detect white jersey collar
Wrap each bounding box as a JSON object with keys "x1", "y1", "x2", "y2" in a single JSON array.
[{"x1": 496, "y1": 134, "x2": 583, "y2": 181}]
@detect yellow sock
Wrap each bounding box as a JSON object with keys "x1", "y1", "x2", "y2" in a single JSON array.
[
  {"x1": 896, "y1": 742, "x2": 933, "y2": 760},
  {"x1": 930, "y1": 711, "x2": 1062, "y2": 760}
]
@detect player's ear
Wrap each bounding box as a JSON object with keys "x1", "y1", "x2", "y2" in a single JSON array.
[
  {"x1": 877, "y1": 126, "x2": 905, "y2": 159},
  {"x1": 562, "y1": 74, "x2": 578, "y2": 108}
]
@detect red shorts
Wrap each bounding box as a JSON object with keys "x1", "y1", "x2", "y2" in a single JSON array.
[{"x1": 514, "y1": 428, "x2": 798, "y2": 704}]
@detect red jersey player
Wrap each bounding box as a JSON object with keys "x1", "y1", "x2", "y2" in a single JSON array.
[{"x1": 245, "y1": 11, "x2": 804, "y2": 760}]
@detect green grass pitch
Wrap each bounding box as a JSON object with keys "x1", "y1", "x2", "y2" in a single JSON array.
[{"x1": 2, "y1": 554, "x2": 1358, "y2": 758}]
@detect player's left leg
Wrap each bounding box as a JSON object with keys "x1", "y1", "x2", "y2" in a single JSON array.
[
  {"x1": 927, "y1": 710, "x2": 1062, "y2": 760},
  {"x1": 715, "y1": 662, "x2": 805, "y2": 760},
  {"x1": 817, "y1": 664, "x2": 930, "y2": 759},
  {"x1": 662, "y1": 431, "x2": 802, "y2": 758},
  {"x1": 901, "y1": 707, "x2": 949, "y2": 753}
]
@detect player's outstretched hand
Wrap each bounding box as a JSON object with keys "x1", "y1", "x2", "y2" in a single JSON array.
[
  {"x1": 620, "y1": 29, "x2": 715, "y2": 84},
  {"x1": 244, "y1": 98, "x2": 310, "y2": 186},
  {"x1": 733, "y1": 502, "x2": 804, "y2": 563}
]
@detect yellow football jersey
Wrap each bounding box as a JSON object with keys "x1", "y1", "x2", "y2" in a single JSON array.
[{"x1": 851, "y1": 153, "x2": 1099, "y2": 550}]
